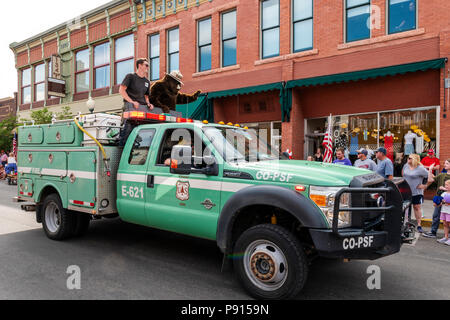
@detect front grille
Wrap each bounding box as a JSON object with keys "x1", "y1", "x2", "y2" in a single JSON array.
[{"x1": 350, "y1": 182, "x2": 387, "y2": 229}]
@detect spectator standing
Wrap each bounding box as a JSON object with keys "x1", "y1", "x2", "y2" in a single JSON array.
[
  {"x1": 0, "y1": 151, "x2": 7, "y2": 167},
  {"x1": 423, "y1": 160, "x2": 450, "y2": 238},
  {"x1": 5, "y1": 152, "x2": 17, "y2": 175},
  {"x1": 314, "y1": 148, "x2": 323, "y2": 162},
  {"x1": 435, "y1": 180, "x2": 450, "y2": 245},
  {"x1": 375, "y1": 147, "x2": 394, "y2": 180},
  {"x1": 354, "y1": 149, "x2": 377, "y2": 171},
  {"x1": 333, "y1": 148, "x2": 352, "y2": 166},
  {"x1": 421, "y1": 149, "x2": 440, "y2": 173},
  {"x1": 402, "y1": 154, "x2": 429, "y2": 233}
]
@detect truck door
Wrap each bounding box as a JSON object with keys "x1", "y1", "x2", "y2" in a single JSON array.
[
  {"x1": 145, "y1": 127, "x2": 221, "y2": 240},
  {"x1": 116, "y1": 128, "x2": 157, "y2": 226}
]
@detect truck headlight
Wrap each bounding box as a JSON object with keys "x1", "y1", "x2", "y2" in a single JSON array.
[{"x1": 309, "y1": 186, "x2": 351, "y2": 228}]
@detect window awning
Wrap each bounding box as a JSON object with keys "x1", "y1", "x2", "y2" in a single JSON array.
[
  {"x1": 176, "y1": 94, "x2": 214, "y2": 122},
  {"x1": 286, "y1": 58, "x2": 446, "y2": 89},
  {"x1": 207, "y1": 82, "x2": 284, "y2": 99}
]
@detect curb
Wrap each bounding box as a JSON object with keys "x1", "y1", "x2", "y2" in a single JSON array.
[{"x1": 421, "y1": 219, "x2": 444, "y2": 230}]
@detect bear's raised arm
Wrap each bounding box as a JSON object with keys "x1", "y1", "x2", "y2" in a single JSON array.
[{"x1": 176, "y1": 90, "x2": 202, "y2": 105}]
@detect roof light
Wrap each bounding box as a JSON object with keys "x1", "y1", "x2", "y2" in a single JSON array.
[
  {"x1": 203, "y1": 120, "x2": 209, "y2": 124},
  {"x1": 244, "y1": 126, "x2": 249, "y2": 130},
  {"x1": 227, "y1": 122, "x2": 233, "y2": 126},
  {"x1": 234, "y1": 124, "x2": 240, "y2": 127},
  {"x1": 218, "y1": 121, "x2": 225, "y2": 125}
]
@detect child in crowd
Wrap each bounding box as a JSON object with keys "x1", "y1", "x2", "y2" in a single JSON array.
[{"x1": 437, "y1": 180, "x2": 450, "y2": 245}]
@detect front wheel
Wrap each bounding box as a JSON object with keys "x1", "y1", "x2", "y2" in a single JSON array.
[{"x1": 233, "y1": 224, "x2": 308, "y2": 300}]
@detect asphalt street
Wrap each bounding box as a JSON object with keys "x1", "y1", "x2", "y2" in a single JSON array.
[{"x1": 0, "y1": 180, "x2": 449, "y2": 300}]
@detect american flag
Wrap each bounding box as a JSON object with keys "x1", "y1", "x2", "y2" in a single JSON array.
[
  {"x1": 12, "y1": 132, "x2": 17, "y2": 158},
  {"x1": 322, "y1": 114, "x2": 333, "y2": 163}
]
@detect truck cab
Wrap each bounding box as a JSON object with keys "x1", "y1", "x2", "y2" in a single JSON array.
[{"x1": 15, "y1": 111, "x2": 412, "y2": 299}]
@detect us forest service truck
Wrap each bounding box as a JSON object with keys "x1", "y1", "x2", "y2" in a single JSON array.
[{"x1": 14, "y1": 110, "x2": 413, "y2": 299}]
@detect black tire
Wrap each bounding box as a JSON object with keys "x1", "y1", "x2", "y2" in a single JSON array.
[
  {"x1": 233, "y1": 224, "x2": 308, "y2": 300},
  {"x1": 41, "y1": 194, "x2": 75, "y2": 241},
  {"x1": 72, "y1": 212, "x2": 91, "y2": 237}
]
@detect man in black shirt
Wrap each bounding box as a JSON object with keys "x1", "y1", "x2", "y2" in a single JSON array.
[{"x1": 119, "y1": 58, "x2": 154, "y2": 145}]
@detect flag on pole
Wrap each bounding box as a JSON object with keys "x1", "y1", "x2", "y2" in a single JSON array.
[
  {"x1": 322, "y1": 114, "x2": 333, "y2": 163},
  {"x1": 13, "y1": 132, "x2": 17, "y2": 158}
]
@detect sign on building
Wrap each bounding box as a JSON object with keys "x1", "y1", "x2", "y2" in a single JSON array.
[{"x1": 51, "y1": 55, "x2": 62, "y2": 79}]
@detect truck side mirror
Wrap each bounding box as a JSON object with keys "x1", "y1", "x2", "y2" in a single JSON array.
[
  {"x1": 170, "y1": 145, "x2": 192, "y2": 175},
  {"x1": 204, "y1": 155, "x2": 219, "y2": 176}
]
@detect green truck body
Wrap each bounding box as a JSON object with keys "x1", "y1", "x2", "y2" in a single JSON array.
[{"x1": 15, "y1": 113, "x2": 412, "y2": 299}]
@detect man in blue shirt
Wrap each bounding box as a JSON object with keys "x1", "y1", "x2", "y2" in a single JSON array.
[
  {"x1": 333, "y1": 148, "x2": 352, "y2": 166},
  {"x1": 375, "y1": 147, "x2": 394, "y2": 180}
]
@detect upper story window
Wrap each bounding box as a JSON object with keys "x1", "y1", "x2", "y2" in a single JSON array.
[
  {"x1": 34, "y1": 63, "x2": 45, "y2": 101},
  {"x1": 21, "y1": 68, "x2": 31, "y2": 104},
  {"x1": 75, "y1": 48, "x2": 90, "y2": 93},
  {"x1": 168, "y1": 28, "x2": 179, "y2": 73},
  {"x1": 94, "y1": 42, "x2": 110, "y2": 89},
  {"x1": 221, "y1": 10, "x2": 237, "y2": 67},
  {"x1": 261, "y1": 0, "x2": 280, "y2": 59},
  {"x1": 149, "y1": 34, "x2": 160, "y2": 81},
  {"x1": 198, "y1": 18, "x2": 212, "y2": 72},
  {"x1": 293, "y1": 0, "x2": 313, "y2": 52},
  {"x1": 346, "y1": 0, "x2": 371, "y2": 42},
  {"x1": 388, "y1": 0, "x2": 416, "y2": 34},
  {"x1": 115, "y1": 34, "x2": 134, "y2": 85}
]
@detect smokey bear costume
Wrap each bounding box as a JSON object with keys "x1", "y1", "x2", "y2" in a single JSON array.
[{"x1": 149, "y1": 70, "x2": 201, "y2": 114}]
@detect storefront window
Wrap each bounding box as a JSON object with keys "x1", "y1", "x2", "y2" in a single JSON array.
[{"x1": 305, "y1": 107, "x2": 437, "y2": 175}]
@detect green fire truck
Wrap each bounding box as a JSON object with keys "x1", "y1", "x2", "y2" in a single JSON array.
[{"x1": 14, "y1": 110, "x2": 413, "y2": 299}]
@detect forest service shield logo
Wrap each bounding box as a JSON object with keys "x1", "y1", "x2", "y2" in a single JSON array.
[{"x1": 176, "y1": 181, "x2": 190, "y2": 201}]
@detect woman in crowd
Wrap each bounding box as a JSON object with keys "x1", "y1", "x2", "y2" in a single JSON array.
[
  {"x1": 314, "y1": 148, "x2": 323, "y2": 162},
  {"x1": 402, "y1": 154, "x2": 429, "y2": 233}
]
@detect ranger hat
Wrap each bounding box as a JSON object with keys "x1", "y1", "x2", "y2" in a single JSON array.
[{"x1": 166, "y1": 70, "x2": 184, "y2": 85}]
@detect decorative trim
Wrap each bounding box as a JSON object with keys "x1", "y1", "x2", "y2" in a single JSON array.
[
  {"x1": 192, "y1": 64, "x2": 240, "y2": 78},
  {"x1": 338, "y1": 28, "x2": 426, "y2": 50},
  {"x1": 192, "y1": 0, "x2": 239, "y2": 20},
  {"x1": 254, "y1": 49, "x2": 319, "y2": 66}
]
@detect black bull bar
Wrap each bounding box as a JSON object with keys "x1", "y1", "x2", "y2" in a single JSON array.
[{"x1": 310, "y1": 179, "x2": 412, "y2": 260}]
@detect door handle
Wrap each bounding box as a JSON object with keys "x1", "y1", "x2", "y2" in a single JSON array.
[{"x1": 147, "y1": 175, "x2": 154, "y2": 188}]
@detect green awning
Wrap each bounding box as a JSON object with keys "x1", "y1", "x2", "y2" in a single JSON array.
[
  {"x1": 208, "y1": 82, "x2": 284, "y2": 99},
  {"x1": 176, "y1": 94, "x2": 206, "y2": 118},
  {"x1": 176, "y1": 94, "x2": 213, "y2": 122},
  {"x1": 286, "y1": 58, "x2": 446, "y2": 89}
]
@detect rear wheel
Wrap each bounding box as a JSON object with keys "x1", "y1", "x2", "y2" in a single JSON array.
[
  {"x1": 42, "y1": 194, "x2": 75, "y2": 240},
  {"x1": 233, "y1": 224, "x2": 308, "y2": 300}
]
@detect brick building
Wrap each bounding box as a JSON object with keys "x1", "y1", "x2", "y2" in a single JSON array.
[
  {"x1": 10, "y1": 0, "x2": 450, "y2": 169},
  {"x1": 0, "y1": 94, "x2": 17, "y2": 122}
]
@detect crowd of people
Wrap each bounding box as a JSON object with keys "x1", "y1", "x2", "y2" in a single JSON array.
[
  {"x1": 308, "y1": 147, "x2": 450, "y2": 246},
  {"x1": 0, "y1": 150, "x2": 17, "y2": 180}
]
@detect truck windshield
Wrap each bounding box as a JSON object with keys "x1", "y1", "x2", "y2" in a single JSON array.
[{"x1": 203, "y1": 126, "x2": 280, "y2": 163}]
